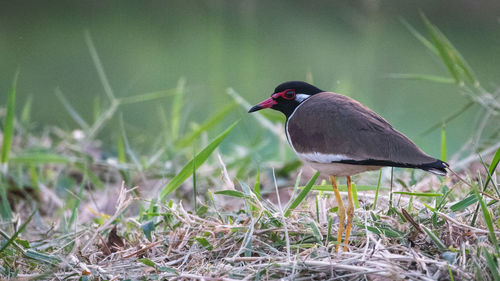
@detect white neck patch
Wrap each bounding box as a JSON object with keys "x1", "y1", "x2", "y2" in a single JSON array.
[{"x1": 295, "y1": 94, "x2": 310, "y2": 102}]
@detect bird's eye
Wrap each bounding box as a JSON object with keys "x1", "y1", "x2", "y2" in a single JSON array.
[{"x1": 283, "y1": 90, "x2": 296, "y2": 100}]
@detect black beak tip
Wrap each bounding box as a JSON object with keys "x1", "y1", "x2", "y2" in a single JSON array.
[{"x1": 248, "y1": 105, "x2": 262, "y2": 113}]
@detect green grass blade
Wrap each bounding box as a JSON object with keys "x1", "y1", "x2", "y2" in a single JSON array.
[
  {"x1": 450, "y1": 195, "x2": 477, "y2": 212},
  {"x1": 484, "y1": 147, "x2": 500, "y2": 190},
  {"x1": 119, "y1": 115, "x2": 142, "y2": 171},
  {"x1": 315, "y1": 195, "x2": 320, "y2": 221},
  {"x1": 141, "y1": 220, "x2": 156, "y2": 242},
  {"x1": 117, "y1": 89, "x2": 176, "y2": 105},
  {"x1": 373, "y1": 170, "x2": 383, "y2": 210},
  {"x1": 175, "y1": 103, "x2": 236, "y2": 148},
  {"x1": 74, "y1": 162, "x2": 105, "y2": 190},
  {"x1": 9, "y1": 153, "x2": 69, "y2": 164},
  {"x1": 420, "y1": 14, "x2": 477, "y2": 85},
  {"x1": 93, "y1": 96, "x2": 101, "y2": 123},
  {"x1": 309, "y1": 220, "x2": 323, "y2": 243},
  {"x1": 55, "y1": 88, "x2": 89, "y2": 130},
  {"x1": 472, "y1": 154, "x2": 500, "y2": 226},
  {"x1": 20, "y1": 95, "x2": 32, "y2": 128},
  {"x1": 352, "y1": 183, "x2": 359, "y2": 209},
  {"x1": 214, "y1": 190, "x2": 247, "y2": 198},
  {"x1": 138, "y1": 258, "x2": 156, "y2": 268},
  {"x1": 422, "y1": 225, "x2": 446, "y2": 251},
  {"x1": 284, "y1": 172, "x2": 320, "y2": 217},
  {"x1": 170, "y1": 78, "x2": 185, "y2": 140},
  {"x1": 29, "y1": 165, "x2": 39, "y2": 194},
  {"x1": 156, "y1": 104, "x2": 170, "y2": 146},
  {"x1": 364, "y1": 224, "x2": 402, "y2": 238},
  {"x1": 421, "y1": 102, "x2": 474, "y2": 136},
  {"x1": 0, "y1": 210, "x2": 35, "y2": 253},
  {"x1": 441, "y1": 124, "x2": 447, "y2": 162},
  {"x1": 0, "y1": 175, "x2": 12, "y2": 219},
  {"x1": 139, "y1": 257, "x2": 177, "y2": 273},
  {"x1": 326, "y1": 216, "x2": 333, "y2": 246},
  {"x1": 84, "y1": 30, "x2": 115, "y2": 101},
  {"x1": 238, "y1": 179, "x2": 252, "y2": 196},
  {"x1": 67, "y1": 181, "x2": 84, "y2": 231},
  {"x1": 285, "y1": 170, "x2": 302, "y2": 211},
  {"x1": 484, "y1": 250, "x2": 500, "y2": 281},
  {"x1": 426, "y1": 22, "x2": 477, "y2": 85},
  {"x1": 160, "y1": 121, "x2": 238, "y2": 200},
  {"x1": 474, "y1": 260, "x2": 484, "y2": 280},
  {"x1": 387, "y1": 73, "x2": 454, "y2": 84},
  {"x1": 400, "y1": 18, "x2": 437, "y2": 55},
  {"x1": 157, "y1": 266, "x2": 178, "y2": 274},
  {"x1": 392, "y1": 191, "x2": 443, "y2": 197},
  {"x1": 253, "y1": 168, "x2": 261, "y2": 200},
  {"x1": 195, "y1": 237, "x2": 213, "y2": 250},
  {"x1": 448, "y1": 266, "x2": 455, "y2": 281},
  {"x1": 244, "y1": 233, "x2": 252, "y2": 257},
  {"x1": 436, "y1": 185, "x2": 453, "y2": 212},
  {"x1": 24, "y1": 249, "x2": 61, "y2": 265},
  {"x1": 474, "y1": 186, "x2": 500, "y2": 255},
  {"x1": 117, "y1": 133, "x2": 126, "y2": 163},
  {"x1": 453, "y1": 50, "x2": 477, "y2": 85},
  {"x1": 422, "y1": 202, "x2": 436, "y2": 212},
  {"x1": 479, "y1": 155, "x2": 500, "y2": 199},
  {"x1": 1, "y1": 71, "x2": 19, "y2": 170},
  {"x1": 192, "y1": 146, "x2": 197, "y2": 211},
  {"x1": 420, "y1": 14, "x2": 459, "y2": 83}
]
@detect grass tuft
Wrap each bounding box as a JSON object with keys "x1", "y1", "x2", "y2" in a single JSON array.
[
  {"x1": 0, "y1": 71, "x2": 19, "y2": 172},
  {"x1": 284, "y1": 172, "x2": 319, "y2": 217},
  {"x1": 160, "y1": 121, "x2": 238, "y2": 200}
]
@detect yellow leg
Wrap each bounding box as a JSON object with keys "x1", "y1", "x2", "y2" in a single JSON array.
[
  {"x1": 330, "y1": 176, "x2": 345, "y2": 253},
  {"x1": 344, "y1": 176, "x2": 354, "y2": 252}
]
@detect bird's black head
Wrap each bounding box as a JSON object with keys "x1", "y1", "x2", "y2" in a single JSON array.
[{"x1": 248, "y1": 81, "x2": 323, "y2": 118}]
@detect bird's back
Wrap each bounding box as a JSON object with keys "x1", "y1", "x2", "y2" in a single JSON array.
[{"x1": 286, "y1": 92, "x2": 447, "y2": 174}]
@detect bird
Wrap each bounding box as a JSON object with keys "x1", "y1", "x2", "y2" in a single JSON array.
[{"x1": 248, "y1": 81, "x2": 448, "y2": 252}]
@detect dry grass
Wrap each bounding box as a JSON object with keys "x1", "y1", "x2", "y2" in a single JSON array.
[{"x1": 3, "y1": 168, "x2": 497, "y2": 280}]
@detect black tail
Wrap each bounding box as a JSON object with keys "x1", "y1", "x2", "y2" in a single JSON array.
[
  {"x1": 335, "y1": 158, "x2": 449, "y2": 176},
  {"x1": 420, "y1": 159, "x2": 448, "y2": 176}
]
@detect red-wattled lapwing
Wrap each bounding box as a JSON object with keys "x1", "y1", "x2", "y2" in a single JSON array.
[{"x1": 249, "y1": 81, "x2": 448, "y2": 252}]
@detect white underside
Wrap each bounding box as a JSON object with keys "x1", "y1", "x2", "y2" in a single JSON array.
[
  {"x1": 303, "y1": 159, "x2": 381, "y2": 177},
  {"x1": 296, "y1": 147, "x2": 381, "y2": 176},
  {"x1": 298, "y1": 151, "x2": 351, "y2": 163}
]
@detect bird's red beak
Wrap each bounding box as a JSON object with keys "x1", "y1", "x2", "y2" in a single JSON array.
[{"x1": 248, "y1": 96, "x2": 277, "y2": 113}]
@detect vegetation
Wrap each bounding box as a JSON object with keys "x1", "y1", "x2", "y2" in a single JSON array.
[{"x1": 1, "y1": 16, "x2": 499, "y2": 280}]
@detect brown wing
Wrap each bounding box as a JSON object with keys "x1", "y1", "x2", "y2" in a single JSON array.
[{"x1": 286, "y1": 92, "x2": 438, "y2": 166}]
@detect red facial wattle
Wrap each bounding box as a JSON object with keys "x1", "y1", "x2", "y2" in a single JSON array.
[{"x1": 248, "y1": 89, "x2": 296, "y2": 113}]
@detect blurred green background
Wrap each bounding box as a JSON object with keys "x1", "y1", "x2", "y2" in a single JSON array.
[{"x1": 1, "y1": 0, "x2": 499, "y2": 159}]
